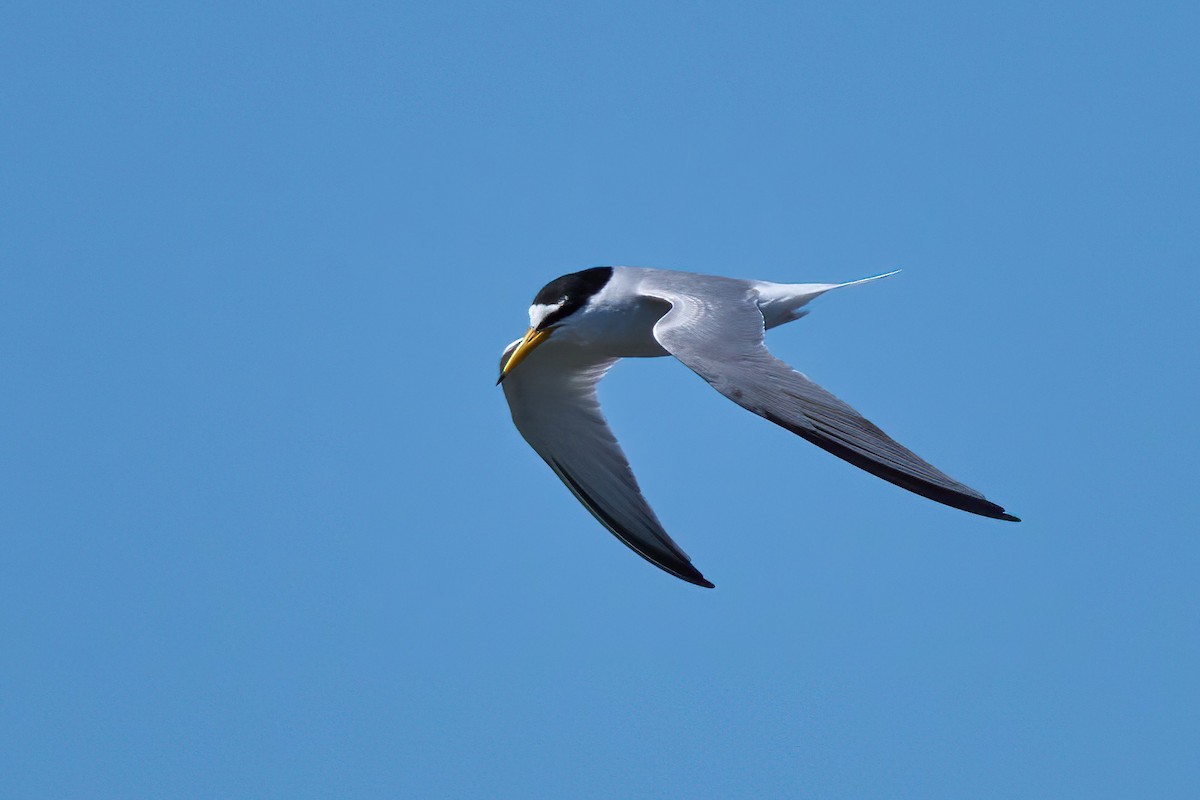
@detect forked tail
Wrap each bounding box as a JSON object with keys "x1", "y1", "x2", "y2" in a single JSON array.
[{"x1": 756, "y1": 268, "x2": 901, "y2": 329}]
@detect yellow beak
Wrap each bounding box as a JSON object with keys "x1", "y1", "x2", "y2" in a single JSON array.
[{"x1": 497, "y1": 327, "x2": 554, "y2": 384}]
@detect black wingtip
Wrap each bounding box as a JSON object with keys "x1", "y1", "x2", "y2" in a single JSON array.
[
  {"x1": 779, "y1": 418, "x2": 1021, "y2": 524},
  {"x1": 680, "y1": 571, "x2": 716, "y2": 589},
  {"x1": 647, "y1": 557, "x2": 715, "y2": 588},
  {"x1": 675, "y1": 561, "x2": 716, "y2": 588},
  {"x1": 655, "y1": 559, "x2": 715, "y2": 588},
  {"x1": 549, "y1": 457, "x2": 715, "y2": 590},
  {"x1": 965, "y1": 500, "x2": 1021, "y2": 522},
  {"x1": 969, "y1": 500, "x2": 1021, "y2": 522}
]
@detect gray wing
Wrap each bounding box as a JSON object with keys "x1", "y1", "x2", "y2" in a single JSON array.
[
  {"x1": 500, "y1": 340, "x2": 714, "y2": 587},
  {"x1": 641, "y1": 276, "x2": 1018, "y2": 521}
]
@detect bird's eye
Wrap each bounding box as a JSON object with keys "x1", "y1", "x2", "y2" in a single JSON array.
[{"x1": 529, "y1": 267, "x2": 613, "y2": 330}]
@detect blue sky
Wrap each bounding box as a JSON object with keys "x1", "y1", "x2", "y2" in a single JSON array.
[{"x1": 2, "y1": 1, "x2": 1197, "y2": 797}]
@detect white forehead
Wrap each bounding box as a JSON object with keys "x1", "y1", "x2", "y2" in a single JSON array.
[{"x1": 528, "y1": 300, "x2": 564, "y2": 329}]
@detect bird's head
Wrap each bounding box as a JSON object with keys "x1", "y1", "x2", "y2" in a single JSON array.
[{"x1": 497, "y1": 267, "x2": 613, "y2": 383}]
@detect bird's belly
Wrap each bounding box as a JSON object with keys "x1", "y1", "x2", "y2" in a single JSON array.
[
  {"x1": 611, "y1": 338, "x2": 671, "y2": 358},
  {"x1": 573, "y1": 325, "x2": 670, "y2": 358}
]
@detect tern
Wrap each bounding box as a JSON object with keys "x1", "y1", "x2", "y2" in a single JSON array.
[{"x1": 498, "y1": 266, "x2": 1017, "y2": 588}]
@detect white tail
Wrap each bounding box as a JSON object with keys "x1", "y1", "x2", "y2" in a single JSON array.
[
  {"x1": 835, "y1": 268, "x2": 901, "y2": 289},
  {"x1": 755, "y1": 269, "x2": 900, "y2": 330}
]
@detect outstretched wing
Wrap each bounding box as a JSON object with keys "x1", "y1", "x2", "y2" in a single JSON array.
[
  {"x1": 500, "y1": 340, "x2": 714, "y2": 587},
  {"x1": 642, "y1": 278, "x2": 1018, "y2": 521}
]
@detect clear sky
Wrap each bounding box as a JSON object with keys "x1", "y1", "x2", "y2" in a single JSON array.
[{"x1": 2, "y1": 1, "x2": 1197, "y2": 797}]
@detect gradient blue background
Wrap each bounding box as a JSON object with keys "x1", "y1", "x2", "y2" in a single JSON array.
[{"x1": 3, "y1": 2, "x2": 1197, "y2": 797}]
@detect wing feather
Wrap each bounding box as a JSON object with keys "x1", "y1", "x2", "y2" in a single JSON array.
[
  {"x1": 500, "y1": 341, "x2": 714, "y2": 587},
  {"x1": 642, "y1": 281, "x2": 1018, "y2": 521}
]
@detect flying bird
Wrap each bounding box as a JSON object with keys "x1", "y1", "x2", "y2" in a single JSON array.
[{"x1": 498, "y1": 267, "x2": 1017, "y2": 588}]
